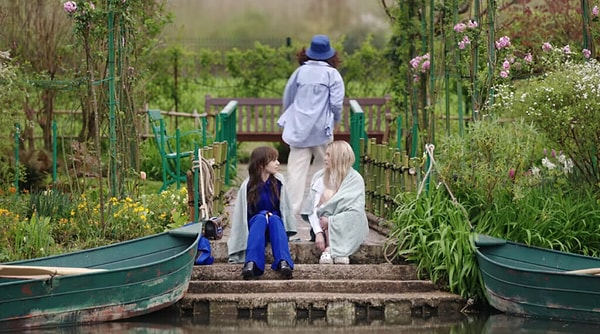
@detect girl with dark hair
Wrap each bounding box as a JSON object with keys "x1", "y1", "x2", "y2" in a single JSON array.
[{"x1": 227, "y1": 146, "x2": 297, "y2": 279}]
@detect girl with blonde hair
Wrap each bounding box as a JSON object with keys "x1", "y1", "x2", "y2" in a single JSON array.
[{"x1": 300, "y1": 141, "x2": 369, "y2": 264}]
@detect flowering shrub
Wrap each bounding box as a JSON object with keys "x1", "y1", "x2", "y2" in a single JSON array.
[
  {"x1": 490, "y1": 59, "x2": 600, "y2": 187},
  {"x1": 0, "y1": 185, "x2": 191, "y2": 259}
]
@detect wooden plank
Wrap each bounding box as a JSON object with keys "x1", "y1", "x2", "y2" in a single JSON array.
[{"x1": 0, "y1": 265, "x2": 107, "y2": 277}]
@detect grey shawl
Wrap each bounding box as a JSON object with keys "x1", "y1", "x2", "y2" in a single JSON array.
[
  {"x1": 300, "y1": 168, "x2": 369, "y2": 258},
  {"x1": 227, "y1": 173, "x2": 297, "y2": 263}
]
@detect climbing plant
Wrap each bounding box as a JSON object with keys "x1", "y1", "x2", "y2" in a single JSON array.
[{"x1": 62, "y1": 0, "x2": 171, "y2": 198}]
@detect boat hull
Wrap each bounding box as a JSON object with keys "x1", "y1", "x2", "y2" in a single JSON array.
[
  {"x1": 474, "y1": 234, "x2": 600, "y2": 323},
  {"x1": 0, "y1": 224, "x2": 200, "y2": 330}
]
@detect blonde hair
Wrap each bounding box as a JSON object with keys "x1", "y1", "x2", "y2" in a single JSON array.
[{"x1": 323, "y1": 141, "x2": 355, "y2": 191}]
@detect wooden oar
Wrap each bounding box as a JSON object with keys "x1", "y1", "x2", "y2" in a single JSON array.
[
  {"x1": 564, "y1": 268, "x2": 600, "y2": 275},
  {"x1": 0, "y1": 265, "x2": 107, "y2": 278}
]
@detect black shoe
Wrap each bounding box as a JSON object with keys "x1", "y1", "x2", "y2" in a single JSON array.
[
  {"x1": 242, "y1": 261, "x2": 255, "y2": 280},
  {"x1": 278, "y1": 260, "x2": 293, "y2": 279}
]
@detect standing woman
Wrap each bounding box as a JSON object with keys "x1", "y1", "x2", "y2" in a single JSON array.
[
  {"x1": 277, "y1": 34, "x2": 345, "y2": 214},
  {"x1": 300, "y1": 141, "x2": 369, "y2": 264},
  {"x1": 227, "y1": 146, "x2": 297, "y2": 279}
]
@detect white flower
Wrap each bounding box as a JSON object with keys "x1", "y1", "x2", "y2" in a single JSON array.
[
  {"x1": 542, "y1": 157, "x2": 556, "y2": 170},
  {"x1": 563, "y1": 158, "x2": 574, "y2": 174}
]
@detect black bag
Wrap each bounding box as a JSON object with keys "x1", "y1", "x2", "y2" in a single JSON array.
[{"x1": 204, "y1": 216, "x2": 223, "y2": 240}]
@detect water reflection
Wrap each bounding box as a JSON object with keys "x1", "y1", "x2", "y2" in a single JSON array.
[
  {"x1": 483, "y1": 314, "x2": 600, "y2": 334},
  {"x1": 13, "y1": 308, "x2": 600, "y2": 333}
]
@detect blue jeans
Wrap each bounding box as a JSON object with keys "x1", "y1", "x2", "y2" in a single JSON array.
[{"x1": 245, "y1": 212, "x2": 294, "y2": 275}]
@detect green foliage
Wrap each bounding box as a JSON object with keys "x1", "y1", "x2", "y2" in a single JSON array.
[
  {"x1": 386, "y1": 188, "x2": 482, "y2": 300},
  {"x1": 12, "y1": 214, "x2": 56, "y2": 260},
  {"x1": 146, "y1": 46, "x2": 212, "y2": 111},
  {"x1": 343, "y1": 35, "x2": 392, "y2": 97},
  {"x1": 139, "y1": 139, "x2": 163, "y2": 181},
  {"x1": 436, "y1": 118, "x2": 545, "y2": 209},
  {"x1": 224, "y1": 42, "x2": 295, "y2": 97},
  {"x1": 28, "y1": 190, "x2": 72, "y2": 220},
  {"x1": 475, "y1": 187, "x2": 600, "y2": 257},
  {"x1": 504, "y1": 60, "x2": 600, "y2": 187},
  {"x1": 0, "y1": 185, "x2": 190, "y2": 260},
  {"x1": 0, "y1": 52, "x2": 22, "y2": 180}
]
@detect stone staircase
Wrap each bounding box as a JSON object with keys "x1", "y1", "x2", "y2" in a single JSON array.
[{"x1": 177, "y1": 218, "x2": 466, "y2": 325}]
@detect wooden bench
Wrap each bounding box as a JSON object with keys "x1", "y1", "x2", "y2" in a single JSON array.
[{"x1": 204, "y1": 95, "x2": 393, "y2": 143}]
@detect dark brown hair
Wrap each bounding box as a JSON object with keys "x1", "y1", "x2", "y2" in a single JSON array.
[
  {"x1": 296, "y1": 47, "x2": 340, "y2": 68},
  {"x1": 247, "y1": 146, "x2": 280, "y2": 209}
]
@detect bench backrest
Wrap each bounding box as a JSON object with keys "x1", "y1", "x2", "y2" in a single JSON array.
[
  {"x1": 147, "y1": 109, "x2": 169, "y2": 153},
  {"x1": 205, "y1": 95, "x2": 392, "y2": 143}
]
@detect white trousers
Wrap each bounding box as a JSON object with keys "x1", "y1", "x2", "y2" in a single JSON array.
[{"x1": 286, "y1": 144, "x2": 327, "y2": 214}]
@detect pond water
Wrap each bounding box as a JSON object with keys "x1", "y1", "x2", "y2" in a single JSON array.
[{"x1": 15, "y1": 306, "x2": 600, "y2": 334}]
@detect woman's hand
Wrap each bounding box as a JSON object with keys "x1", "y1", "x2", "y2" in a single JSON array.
[
  {"x1": 319, "y1": 216, "x2": 329, "y2": 231},
  {"x1": 315, "y1": 232, "x2": 326, "y2": 252}
]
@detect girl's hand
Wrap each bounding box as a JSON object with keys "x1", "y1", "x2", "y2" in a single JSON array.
[
  {"x1": 319, "y1": 216, "x2": 329, "y2": 231},
  {"x1": 315, "y1": 232, "x2": 326, "y2": 252}
]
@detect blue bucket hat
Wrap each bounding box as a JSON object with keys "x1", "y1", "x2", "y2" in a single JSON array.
[{"x1": 306, "y1": 34, "x2": 335, "y2": 61}]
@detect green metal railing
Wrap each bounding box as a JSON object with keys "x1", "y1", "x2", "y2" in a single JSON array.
[
  {"x1": 349, "y1": 100, "x2": 366, "y2": 171},
  {"x1": 215, "y1": 100, "x2": 238, "y2": 185}
]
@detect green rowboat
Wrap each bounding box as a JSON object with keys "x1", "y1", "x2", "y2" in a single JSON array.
[
  {"x1": 0, "y1": 223, "x2": 201, "y2": 331},
  {"x1": 474, "y1": 234, "x2": 600, "y2": 323}
]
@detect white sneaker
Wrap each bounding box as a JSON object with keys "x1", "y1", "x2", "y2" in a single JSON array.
[
  {"x1": 333, "y1": 256, "x2": 350, "y2": 264},
  {"x1": 319, "y1": 251, "x2": 333, "y2": 264}
]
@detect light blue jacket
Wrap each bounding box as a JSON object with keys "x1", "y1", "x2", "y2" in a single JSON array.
[{"x1": 278, "y1": 61, "x2": 345, "y2": 148}]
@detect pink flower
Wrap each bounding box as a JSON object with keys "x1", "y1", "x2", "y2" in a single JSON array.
[
  {"x1": 467, "y1": 20, "x2": 478, "y2": 28},
  {"x1": 410, "y1": 53, "x2": 430, "y2": 73},
  {"x1": 63, "y1": 1, "x2": 77, "y2": 14},
  {"x1": 495, "y1": 36, "x2": 511, "y2": 50},
  {"x1": 593, "y1": 5, "x2": 599, "y2": 16},
  {"x1": 583, "y1": 49, "x2": 592, "y2": 59},
  {"x1": 502, "y1": 60, "x2": 511, "y2": 70},
  {"x1": 454, "y1": 23, "x2": 467, "y2": 33},
  {"x1": 140, "y1": 171, "x2": 147, "y2": 181},
  {"x1": 509, "y1": 169, "x2": 516, "y2": 180},
  {"x1": 410, "y1": 56, "x2": 421, "y2": 69},
  {"x1": 458, "y1": 41, "x2": 467, "y2": 50},
  {"x1": 524, "y1": 53, "x2": 533, "y2": 63},
  {"x1": 542, "y1": 42, "x2": 553, "y2": 52},
  {"x1": 500, "y1": 70, "x2": 509, "y2": 78},
  {"x1": 563, "y1": 45, "x2": 571, "y2": 54}
]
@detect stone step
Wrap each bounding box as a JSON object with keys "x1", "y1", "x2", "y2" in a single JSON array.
[
  {"x1": 179, "y1": 291, "x2": 466, "y2": 323},
  {"x1": 209, "y1": 240, "x2": 396, "y2": 264},
  {"x1": 188, "y1": 279, "x2": 437, "y2": 294},
  {"x1": 192, "y1": 263, "x2": 418, "y2": 281}
]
